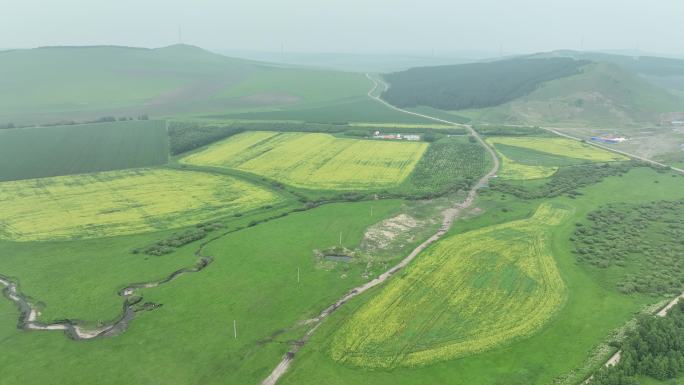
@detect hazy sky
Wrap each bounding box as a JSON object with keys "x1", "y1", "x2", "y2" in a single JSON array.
[{"x1": 2, "y1": 0, "x2": 683, "y2": 55}]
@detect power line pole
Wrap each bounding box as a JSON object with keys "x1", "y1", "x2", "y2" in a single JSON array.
[
  {"x1": 297, "y1": 267, "x2": 300, "y2": 283},
  {"x1": 233, "y1": 319, "x2": 237, "y2": 339}
]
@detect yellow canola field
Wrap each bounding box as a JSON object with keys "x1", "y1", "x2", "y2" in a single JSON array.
[
  {"x1": 181, "y1": 131, "x2": 428, "y2": 190},
  {"x1": 0, "y1": 169, "x2": 281, "y2": 241},
  {"x1": 498, "y1": 153, "x2": 559, "y2": 180},
  {"x1": 331, "y1": 203, "x2": 569, "y2": 368},
  {"x1": 488, "y1": 137, "x2": 626, "y2": 162}
]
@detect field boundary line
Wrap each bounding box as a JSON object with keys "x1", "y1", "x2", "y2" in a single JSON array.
[{"x1": 259, "y1": 73, "x2": 500, "y2": 385}]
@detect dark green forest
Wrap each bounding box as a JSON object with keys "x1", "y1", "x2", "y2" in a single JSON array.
[
  {"x1": 382, "y1": 58, "x2": 588, "y2": 110},
  {"x1": 591, "y1": 302, "x2": 684, "y2": 385}
]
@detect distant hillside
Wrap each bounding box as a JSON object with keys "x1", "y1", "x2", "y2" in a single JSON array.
[
  {"x1": 531, "y1": 50, "x2": 684, "y2": 95},
  {"x1": 382, "y1": 58, "x2": 588, "y2": 110},
  {"x1": 458, "y1": 62, "x2": 683, "y2": 127},
  {"x1": 0, "y1": 44, "x2": 372, "y2": 125},
  {"x1": 218, "y1": 50, "x2": 489, "y2": 73}
]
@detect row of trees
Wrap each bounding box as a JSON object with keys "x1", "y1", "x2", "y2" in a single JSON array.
[
  {"x1": 591, "y1": 302, "x2": 684, "y2": 384},
  {"x1": 0, "y1": 115, "x2": 149, "y2": 130}
]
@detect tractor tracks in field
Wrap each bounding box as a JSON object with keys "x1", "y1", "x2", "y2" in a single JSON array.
[{"x1": 259, "y1": 74, "x2": 501, "y2": 385}]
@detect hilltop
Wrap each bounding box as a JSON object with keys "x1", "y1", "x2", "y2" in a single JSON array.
[
  {"x1": 381, "y1": 55, "x2": 684, "y2": 128},
  {"x1": 459, "y1": 61, "x2": 683, "y2": 127},
  {"x1": 0, "y1": 44, "x2": 372, "y2": 125}
]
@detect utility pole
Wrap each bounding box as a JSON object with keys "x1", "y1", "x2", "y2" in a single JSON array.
[
  {"x1": 297, "y1": 267, "x2": 300, "y2": 283},
  {"x1": 233, "y1": 320, "x2": 237, "y2": 339}
]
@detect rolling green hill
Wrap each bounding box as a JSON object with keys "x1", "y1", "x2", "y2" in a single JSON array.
[
  {"x1": 0, "y1": 45, "x2": 375, "y2": 125},
  {"x1": 531, "y1": 50, "x2": 684, "y2": 94},
  {"x1": 382, "y1": 58, "x2": 589, "y2": 110},
  {"x1": 0, "y1": 120, "x2": 169, "y2": 181},
  {"x1": 458, "y1": 62, "x2": 683, "y2": 127},
  {"x1": 381, "y1": 55, "x2": 684, "y2": 128}
]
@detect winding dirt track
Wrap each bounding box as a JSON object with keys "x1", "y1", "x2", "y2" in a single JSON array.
[{"x1": 259, "y1": 74, "x2": 501, "y2": 385}]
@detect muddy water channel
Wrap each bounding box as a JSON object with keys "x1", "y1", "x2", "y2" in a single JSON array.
[{"x1": 0, "y1": 256, "x2": 211, "y2": 340}]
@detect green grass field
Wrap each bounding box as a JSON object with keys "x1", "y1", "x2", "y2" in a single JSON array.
[
  {"x1": 0, "y1": 200, "x2": 404, "y2": 385},
  {"x1": 180, "y1": 131, "x2": 428, "y2": 190},
  {"x1": 0, "y1": 168, "x2": 282, "y2": 241},
  {"x1": 279, "y1": 167, "x2": 684, "y2": 385},
  {"x1": 330, "y1": 203, "x2": 568, "y2": 368},
  {"x1": 219, "y1": 96, "x2": 434, "y2": 124},
  {"x1": 0, "y1": 120, "x2": 169, "y2": 181},
  {"x1": 0, "y1": 45, "x2": 390, "y2": 125}
]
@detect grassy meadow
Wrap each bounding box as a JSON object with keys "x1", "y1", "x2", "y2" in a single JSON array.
[
  {"x1": 2, "y1": 44, "x2": 684, "y2": 385},
  {"x1": 0, "y1": 120, "x2": 169, "y2": 181},
  {"x1": 0, "y1": 45, "x2": 405, "y2": 126},
  {"x1": 0, "y1": 200, "x2": 405, "y2": 385},
  {"x1": 279, "y1": 167, "x2": 684, "y2": 385},
  {"x1": 181, "y1": 131, "x2": 428, "y2": 190},
  {"x1": 0, "y1": 168, "x2": 282, "y2": 241}
]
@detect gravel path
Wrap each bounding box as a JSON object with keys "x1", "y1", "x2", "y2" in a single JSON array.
[{"x1": 259, "y1": 74, "x2": 500, "y2": 385}]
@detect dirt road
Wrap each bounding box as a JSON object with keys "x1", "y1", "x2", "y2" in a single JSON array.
[{"x1": 259, "y1": 74, "x2": 500, "y2": 385}]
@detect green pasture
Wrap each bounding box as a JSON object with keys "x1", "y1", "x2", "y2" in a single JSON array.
[{"x1": 0, "y1": 120, "x2": 168, "y2": 181}]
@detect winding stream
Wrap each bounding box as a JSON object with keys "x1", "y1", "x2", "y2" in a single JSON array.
[{"x1": 0, "y1": 256, "x2": 212, "y2": 340}]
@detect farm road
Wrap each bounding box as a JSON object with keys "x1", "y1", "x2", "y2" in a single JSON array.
[{"x1": 259, "y1": 74, "x2": 501, "y2": 385}]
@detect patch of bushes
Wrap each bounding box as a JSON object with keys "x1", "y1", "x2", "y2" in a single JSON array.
[
  {"x1": 475, "y1": 125, "x2": 550, "y2": 137},
  {"x1": 134, "y1": 222, "x2": 224, "y2": 256},
  {"x1": 572, "y1": 199, "x2": 684, "y2": 295},
  {"x1": 491, "y1": 161, "x2": 639, "y2": 199}
]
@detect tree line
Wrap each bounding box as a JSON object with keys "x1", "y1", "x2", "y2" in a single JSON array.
[{"x1": 591, "y1": 302, "x2": 684, "y2": 384}]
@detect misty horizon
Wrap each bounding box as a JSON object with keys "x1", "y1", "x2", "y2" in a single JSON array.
[{"x1": 3, "y1": 0, "x2": 683, "y2": 57}]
